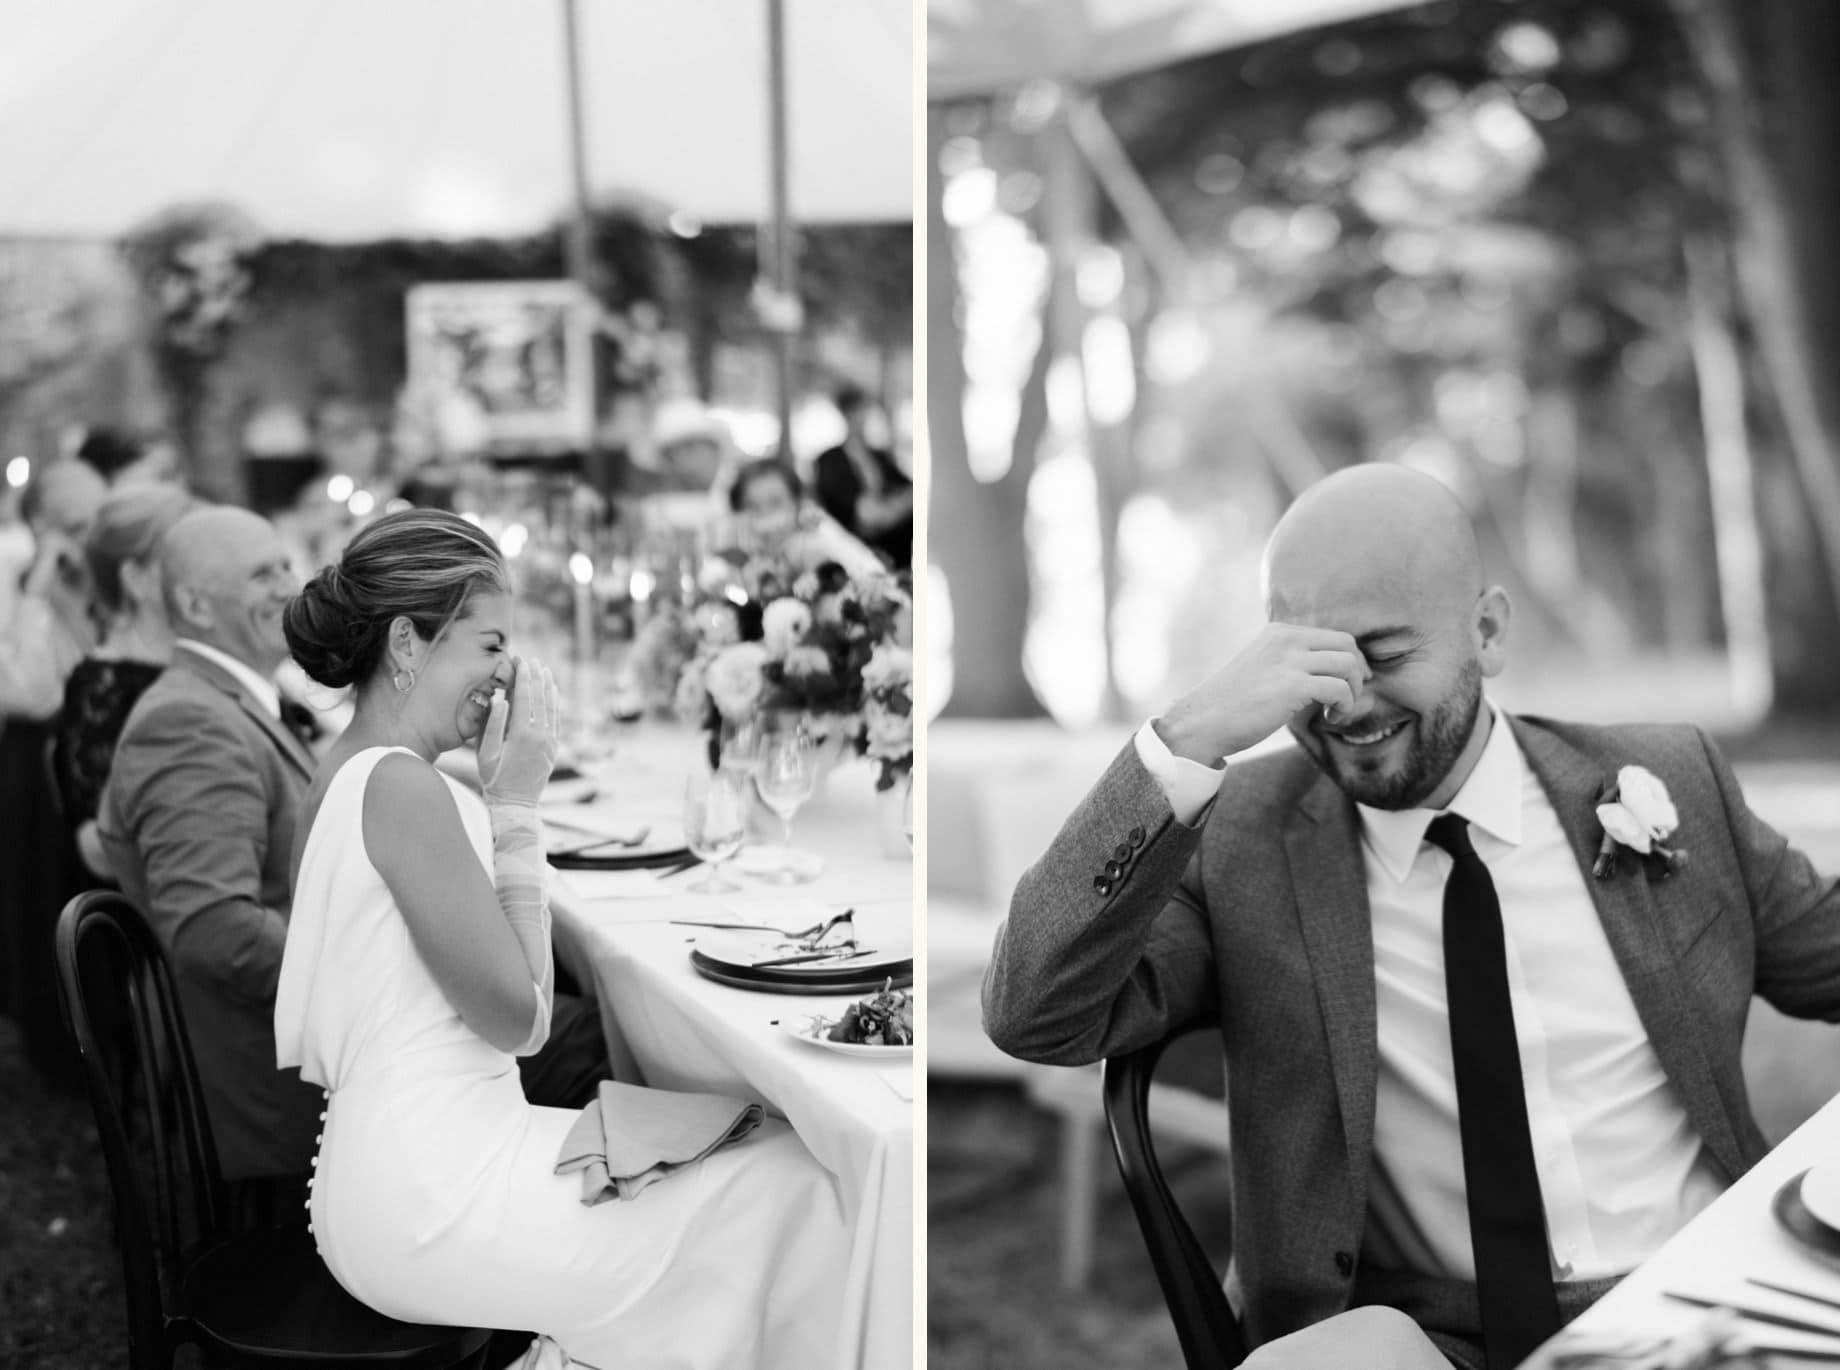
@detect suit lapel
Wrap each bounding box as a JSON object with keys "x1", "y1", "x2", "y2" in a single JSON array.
[
  {"x1": 1509, "y1": 716, "x2": 1744, "y2": 1179},
  {"x1": 172, "y1": 649, "x2": 316, "y2": 781},
  {"x1": 1287, "y1": 773, "x2": 1379, "y2": 1181}
]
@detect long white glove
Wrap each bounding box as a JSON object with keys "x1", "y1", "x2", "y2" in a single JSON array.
[
  {"x1": 479, "y1": 657, "x2": 562, "y2": 1056},
  {"x1": 488, "y1": 796, "x2": 552, "y2": 1055}
]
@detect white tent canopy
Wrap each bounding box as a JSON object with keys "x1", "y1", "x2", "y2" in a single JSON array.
[
  {"x1": 0, "y1": 0, "x2": 911, "y2": 242},
  {"x1": 929, "y1": 0, "x2": 1427, "y2": 102}
]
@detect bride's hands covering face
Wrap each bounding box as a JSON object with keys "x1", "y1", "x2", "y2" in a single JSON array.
[{"x1": 477, "y1": 656, "x2": 561, "y2": 805}]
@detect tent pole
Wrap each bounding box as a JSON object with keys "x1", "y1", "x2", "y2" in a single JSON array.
[
  {"x1": 561, "y1": 0, "x2": 606, "y2": 486},
  {"x1": 764, "y1": 0, "x2": 796, "y2": 456}
]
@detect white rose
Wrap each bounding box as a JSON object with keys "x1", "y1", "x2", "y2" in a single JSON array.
[
  {"x1": 761, "y1": 598, "x2": 812, "y2": 657},
  {"x1": 782, "y1": 645, "x2": 832, "y2": 678},
  {"x1": 862, "y1": 644, "x2": 913, "y2": 692},
  {"x1": 704, "y1": 643, "x2": 769, "y2": 721},
  {"x1": 1596, "y1": 801, "x2": 1653, "y2": 854},
  {"x1": 1615, "y1": 765, "x2": 1678, "y2": 840}
]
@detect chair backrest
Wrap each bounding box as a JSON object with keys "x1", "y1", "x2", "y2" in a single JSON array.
[
  {"x1": 1102, "y1": 1035, "x2": 1248, "y2": 1370},
  {"x1": 55, "y1": 888, "x2": 229, "y2": 1369}
]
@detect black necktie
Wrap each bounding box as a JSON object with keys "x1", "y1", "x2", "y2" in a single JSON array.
[{"x1": 1425, "y1": 813, "x2": 1561, "y2": 1370}]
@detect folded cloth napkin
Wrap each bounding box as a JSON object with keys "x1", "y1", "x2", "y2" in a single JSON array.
[{"x1": 554, "y1": 1080, "x2": 764, "y2": 1204}]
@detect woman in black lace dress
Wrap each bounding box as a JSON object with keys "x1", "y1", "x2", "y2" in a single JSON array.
[{"x1": 55, "y1": 483, "x2": 197, "y2": 878}]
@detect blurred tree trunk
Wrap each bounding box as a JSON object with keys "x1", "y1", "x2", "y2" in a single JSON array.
[
  {"x1": 1675, "y1": 0, "x2": 1840, "y2": 712},
  {"x1": 1682, "y1": 232, "x2": 1772, "y2": 714},
  {"x1": 928, "y1": 106, "x2": 1047, "y2": 718}
]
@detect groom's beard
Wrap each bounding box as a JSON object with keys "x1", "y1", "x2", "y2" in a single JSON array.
[{"x1": 1300, "y1": 660, "x2": 1483, "y2": 811}]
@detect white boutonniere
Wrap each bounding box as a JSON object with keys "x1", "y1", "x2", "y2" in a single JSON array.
[{"x1": 1593, "y1": 764, "x2": 1687, "y2": 881}]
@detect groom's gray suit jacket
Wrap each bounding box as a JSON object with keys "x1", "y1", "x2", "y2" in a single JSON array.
[{"x1": 984, "y1": 714, "x2": 1840, "y2": 1352}]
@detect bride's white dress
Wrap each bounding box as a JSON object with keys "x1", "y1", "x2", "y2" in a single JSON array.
[{"x1": 275, "y1": 746, "x2": 848, "y2": 1370}]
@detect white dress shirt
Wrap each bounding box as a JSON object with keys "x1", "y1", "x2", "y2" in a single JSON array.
[
  {"x1": 175, "y1": 638, "x2": 280, "y2": 720},
  {"x1": 1135, "y1": 707, "x2": 1727, "y2": 1280}
]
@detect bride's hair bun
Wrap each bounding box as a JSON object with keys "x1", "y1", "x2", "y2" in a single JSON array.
[
  {"x1": 283, "y1": 566, "x2": 374, "y2": 688},
  {"x1": 282, "y1": 508, "x2": 508, "y2": 689}
]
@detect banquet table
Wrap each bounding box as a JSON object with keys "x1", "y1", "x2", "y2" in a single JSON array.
[
  {"x1": 1523, "y1": 1090, "x2": 1840, "y2": 1367},
  {"x1": 543, "y1": 722, "x2": 914, "y2": 1370}
]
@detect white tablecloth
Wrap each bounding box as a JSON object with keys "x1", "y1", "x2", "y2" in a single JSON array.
[
  {"x1": 548, "y1": 723, "x2": 914, "y2": 1370},
  {"x1": 1529, "y1": 1090, "x2": 1840, "y2": 1366}
]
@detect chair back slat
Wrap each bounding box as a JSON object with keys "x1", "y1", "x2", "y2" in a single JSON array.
[
  {"x1": 55, "y1": 890, "x2": 227, "y2": 1369},
  {"x1": 1102, "y1": 1036, "x2": 1249, "y2": 1370}
]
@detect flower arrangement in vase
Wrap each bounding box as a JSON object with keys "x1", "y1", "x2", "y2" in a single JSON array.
[{"x1": 669, "y1": 553, "x2": 913, "y2": 775}]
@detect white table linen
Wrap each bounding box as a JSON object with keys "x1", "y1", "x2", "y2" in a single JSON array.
[
  {"x1": 1529, "y1": 1090, "x2": 1840, "y2": 1366},
  {"x1": 548, "y1": 724, "x2": 914, "y2": 1370}
]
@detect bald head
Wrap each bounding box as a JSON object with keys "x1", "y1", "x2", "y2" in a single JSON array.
[
  {"x1": 1262, "y1": 464, "x2": 1510, "y2": 810},
  {"x1": 22, "y1": 459, "x2": 107, "y2": 540},
  {"x1": 161, "y1": 505, "x2": 299, "y2": 673},
  {"x1": 1264, "y1": 465, "x2": 1482, "y2": 626}
]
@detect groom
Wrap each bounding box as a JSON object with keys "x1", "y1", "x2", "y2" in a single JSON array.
[{"x1": 984, "y1": 464, "x2": 1840, "y2": 1370}]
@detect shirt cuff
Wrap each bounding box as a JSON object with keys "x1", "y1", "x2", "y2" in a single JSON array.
[{"x1": 1134, "y1": 719, "x2": 1228, "y2": 827}]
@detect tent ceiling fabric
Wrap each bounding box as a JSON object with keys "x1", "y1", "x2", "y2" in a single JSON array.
[
  {"x1": 928, "y1": 0, "x2": 1429, "y2": 103},
  {"x1": 0, "y1": 0, "x2": 911, "y2": 242}
]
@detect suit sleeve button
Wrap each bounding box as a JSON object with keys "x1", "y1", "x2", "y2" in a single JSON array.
[
  {"x1": 1334, "y1": 1250, "x2": 1354, "y2": 1278},
  {"x1": 1104, "y1": 860, "x2": 1125, "y2": 879},
  {"x1": 1129, "y1": 825, "x2": 1148, "y2": 848},
  {"x1": 1094, "y1": 876, "x2": 1114, "y2": 896},
  {"x1": 1112, "y1": 842, "x2": 1132, "y2": 863}
]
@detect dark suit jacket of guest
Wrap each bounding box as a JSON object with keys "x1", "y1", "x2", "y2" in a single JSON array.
[
  {"x1": 97, "y1": 645, "x2": 323, "y2": 1181},
  {"x1": 813, "y1": 444, "x2": 912, "y2": 571},
  {"x1": 984, "y1": 714, "x2": 1840, "y2": 1353}
]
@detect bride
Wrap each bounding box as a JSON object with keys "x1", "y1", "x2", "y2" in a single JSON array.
[{"x1": 275, "y1": 508, "x2": 847, "y2": 1369}]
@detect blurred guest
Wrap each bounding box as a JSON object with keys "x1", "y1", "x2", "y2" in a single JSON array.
[
  {"x1": 75, "y1": 426, "x2": 181, "y2": 489},
  {"x1": 726, "y1": 459, "x2": 884, "y2": 579},
  {"x1": 813, "y1": 386, "x2": 912, "y2": 571},
  {"x1": 0, "y1": 458, "x2": 106, "y2": 1083},
  {"x1": 0, "y1": 459, "x2": 107, "y2": 722},
  {"x1": 54, "y1": 484, "x2": 199, "y2": 880}
]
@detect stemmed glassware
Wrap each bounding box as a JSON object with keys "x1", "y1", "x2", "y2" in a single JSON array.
[
  {"x1": 683, "y1": 767, "x2": 749, "y2": 894},
  {"x1": 753, "y1": 724, "x2": 819, "y2": 884}
]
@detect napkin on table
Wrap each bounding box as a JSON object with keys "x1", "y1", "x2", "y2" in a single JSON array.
[{"x1": 554, "y1": 1080, "x2": 764, "y2": 1204}]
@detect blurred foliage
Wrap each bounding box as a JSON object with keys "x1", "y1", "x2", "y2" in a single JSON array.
[{"x1": 933, "y1": 0, "x2": 1840, "y2": 719}]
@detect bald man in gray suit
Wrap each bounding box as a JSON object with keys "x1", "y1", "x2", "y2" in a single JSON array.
[{"x1": 986, "y1": 466, "x2": 1840, "y2": 1370}]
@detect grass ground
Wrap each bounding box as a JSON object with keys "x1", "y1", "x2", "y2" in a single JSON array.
[
  {"x1": 0, "y1": 1016, "x2": 124, "y2": 1370},
  {"x1": 928, "y1": 1078, "x2": 1231, "y2": 1370}
]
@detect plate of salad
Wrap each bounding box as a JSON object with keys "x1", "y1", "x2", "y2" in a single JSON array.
[{"x1": 783, "y1": 984, "x2": 914, "y2": 1057}]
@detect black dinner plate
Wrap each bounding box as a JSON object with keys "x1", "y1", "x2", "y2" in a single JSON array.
[
  {"x1": 1774, "y1": 1169, "x2": 1840, "y2": 1272},
  {"x1": 689, "y1": 951, "x2": 912, "y2": 997},
  {"x1": 548, "y1": 845, "x2": 695, "y2": 871}
]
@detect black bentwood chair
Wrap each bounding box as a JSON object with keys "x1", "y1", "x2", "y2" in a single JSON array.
[
  {"x1": 54, "y1": 889, "x2": 493, "y2": 1370},
  {"x1": 1102, "y1": 1034, "x2": 1250, "y2": 1370}
]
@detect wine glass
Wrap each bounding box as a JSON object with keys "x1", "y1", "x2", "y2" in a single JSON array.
[
  {"x1": 753, "y1": 726, "x2": 819, "y2": 884},
  {"x1": 683, "y1": 767, "x2": 748, "y2": 894}
]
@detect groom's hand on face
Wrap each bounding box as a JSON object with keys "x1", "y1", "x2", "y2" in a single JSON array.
[{"x1": 1155, "y1": 623, "x2": 1370, "y2": 766}]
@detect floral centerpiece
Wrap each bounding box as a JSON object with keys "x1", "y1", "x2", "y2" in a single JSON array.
[{"x1": 663, "y1": 552, "x2": 913, "y2": 784}]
